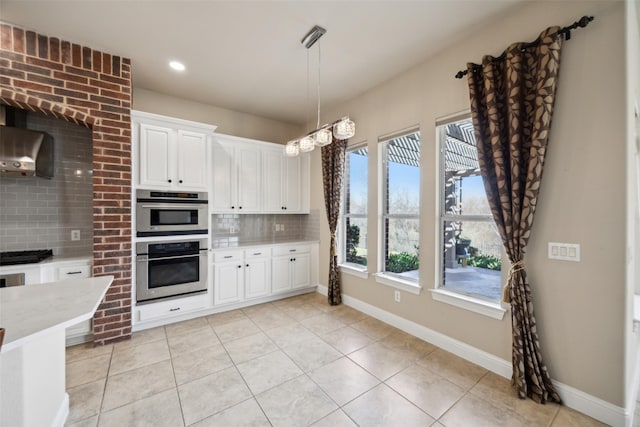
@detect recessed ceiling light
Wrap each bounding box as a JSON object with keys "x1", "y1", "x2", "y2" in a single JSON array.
[{"x1": 169, "y1": 61, "x2": 186, "y2": 72}]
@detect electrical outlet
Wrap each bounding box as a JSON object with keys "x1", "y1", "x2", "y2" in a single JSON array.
[
  {"x1": 394, "y1": 290, "x2": 401, "y2": 303},
  {"x1": 280, "y1": 223, "x2": 285, "y2": 231},
  {"x1": 71, "y1": 230, "x2": 81, "y2": 241}
]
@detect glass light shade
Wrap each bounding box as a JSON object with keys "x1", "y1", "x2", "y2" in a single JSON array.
[
  {"x1": 313, "y1": 128, "x2": 332, "y2": 147},
  {"x1": 299, "y1": 136, "x2": 315, "y2": 152},
  {"x1": 333, "y1": 117, "x2": 356, "y2": 139},
  {"x1": 285, "y1": 140, "x2": 300, "y2": 157}
]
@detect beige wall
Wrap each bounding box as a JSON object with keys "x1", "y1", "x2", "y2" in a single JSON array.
[
  {"x1": 133, "y1": 88, "x2": 302, "y2": 143},
  {"x1": 310, "y1": 1, "x2": 627, "y2": 406}
]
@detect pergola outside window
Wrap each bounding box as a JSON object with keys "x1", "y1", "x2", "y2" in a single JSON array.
[{"x1": 439, "y1": 118, "x2": 502, "y2": 301}]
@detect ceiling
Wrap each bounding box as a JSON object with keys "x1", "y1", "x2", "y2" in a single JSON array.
[{"x1": 1, "y1": 1, "x2": 524, "y2": 125}]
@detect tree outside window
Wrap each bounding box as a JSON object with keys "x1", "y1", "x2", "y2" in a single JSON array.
[{"x1": 380, "y1": 131, "x2": 420, "y2": 280}]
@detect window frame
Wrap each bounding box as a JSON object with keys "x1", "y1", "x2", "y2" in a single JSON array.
[
  {"x1": 376, "y1": 129, "x2": 422, "y2": 293},
  {"x1": 431, "y1": 112, "x2": 507, "y2": 319},
  {"x1": 338, "y1": 142, "x2": 369, "y2": 278}
]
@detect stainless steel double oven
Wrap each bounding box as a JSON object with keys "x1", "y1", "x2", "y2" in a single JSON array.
[{"x1": 135, "y1": 190, "x2": 209, "y2": 304}]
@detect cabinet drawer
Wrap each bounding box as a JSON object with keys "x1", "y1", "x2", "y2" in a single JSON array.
[
  {"x1": 245, "y1": 247, "x2": 269, "y2": 260},
  {"x1": 272, "y1": 244, "x2": 311, "y2": 257},
  {"x1": 137, "y1": 294, "x2": 207, "y2": 322},
  {"x1": 212, "y1": 250, "x2": 244, "y2": 263},
  {"x1": 57, "y1": 265, "x2": 91, "y2": 280}
]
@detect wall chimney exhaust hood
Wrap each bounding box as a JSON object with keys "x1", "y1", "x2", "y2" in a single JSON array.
[{"x1": 0, "y1": 105, "x2": 54, "y2": 178}]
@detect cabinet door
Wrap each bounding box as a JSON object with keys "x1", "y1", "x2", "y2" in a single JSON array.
[
  {"x1": 263, "y1": 150, "x2": 284, "y2": 212},
  {"x1": 139, "y1": 123, "x2": 172, "y2": 188},
  {"x1": 211, "y1": 142, "x2": 236, "y2": 212},
  {"x1": 214, "y1": 262, "x2": 243, "y2": 305},
  {"x1": 237, "y1": 147, "x2": 262, "y2": 212},
  {"x1": 291, "y1": 253, "x2": 311, "y2": 289},
  {"x1": 177, "y1": 130, "x2": 208, "y2": 190},
  {"x1": 245, "y1": 257, "x2": 270, "y2": 299},
  {"x1": 271, "y1": 256, "x2": 292, "y2": 294},
  {"x1": 59, "y1": 262, "x2": 93, "y2": 342},
  {"x1": 284, "y1": 156, "x2": 301, "y2": 212}
]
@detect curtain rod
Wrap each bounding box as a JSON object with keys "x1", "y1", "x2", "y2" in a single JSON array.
[{"x1": 454, "y1": 15, "x2": 594, "y2": 79}]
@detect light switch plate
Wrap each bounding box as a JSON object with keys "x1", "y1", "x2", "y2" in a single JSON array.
[{"x1": 548, "y1": 242, "x2": 580, "y2": 262}]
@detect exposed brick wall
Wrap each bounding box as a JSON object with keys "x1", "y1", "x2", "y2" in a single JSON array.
[{"x1": 0, "y1": 22, "x2": 132, "y2": 345}]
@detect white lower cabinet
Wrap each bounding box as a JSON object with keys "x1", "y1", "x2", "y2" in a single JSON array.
[
  {"x1": 244, "y1": 249, "x2": 270, "y2": 299},
  {"x1": 136, "y1": 294, "x2": 208, "y2": 322},
  {"x1": 211, "y1": 243, "x2": 314, "y2": 304},
  {"x1": 212, "y1": 250, "x2": 244, "y2": 305},
  {"x1": 134, "y1": 242, "x2": 316, "y2": 326},
  {"x1": 271, "y1": 245, "x2": 311, "y2": 294},
  {"x1": 55, "y1": 259, "x2": 93, "y2": 345}
]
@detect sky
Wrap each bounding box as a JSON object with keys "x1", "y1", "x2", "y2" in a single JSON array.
[{"x1": 348, "y1": 150, "x2": 489, "y2": 214}]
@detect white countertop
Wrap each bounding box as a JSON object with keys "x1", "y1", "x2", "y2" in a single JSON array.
[
  {"x1": 210, "y1": 238, "x2": 319, "y2": 250},
  {"x1": 0, "y1": 275, "x2": 112, "y2": 353},
  {"x1": 0, "y1": 255, "x2": 92, "y2": 274}
]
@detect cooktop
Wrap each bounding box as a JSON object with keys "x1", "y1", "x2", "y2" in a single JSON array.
[{"x1": 0, "y1": 249, "x2": 53, "y2": 266}]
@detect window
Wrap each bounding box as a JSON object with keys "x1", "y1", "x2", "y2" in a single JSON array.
[
  {"x1": 379, "y1": 130, "x2": 421, "y2": 283},
  {"x1": 438, "y1": 117, "x2": 502, "y2": 301},
  {"x1": 340, "y1": 145, "x2": 369, "y2": 270}
]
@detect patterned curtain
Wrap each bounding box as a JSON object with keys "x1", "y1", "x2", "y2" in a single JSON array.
[
  {"x1": 466, "y1": 27, "x2": 562, "y2": 404},
  {"x1": 321, "y1": 137, "x2": 348, "y2": 305}
]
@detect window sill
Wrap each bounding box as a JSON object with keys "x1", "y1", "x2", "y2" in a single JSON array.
[
  {"x1": 375, "y1": 273, "x2": 422, "y2": 295},
  {"x1": 429, "y1": 288, "x2": 508, "y2": 320},
  {"x1": 339, "y1": 263, "x2": 369, "y2": 279}
]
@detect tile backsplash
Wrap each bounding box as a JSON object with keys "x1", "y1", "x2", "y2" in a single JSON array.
[
  {"x1": 211, "y1": 209, "x2": 320, "y2": 248},
  {"x1": 0, "y1": 111, "x2": 93, "y2": 256}
]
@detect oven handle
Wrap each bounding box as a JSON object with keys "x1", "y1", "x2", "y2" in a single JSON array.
[
  {"x1": 137, "y1": 252, "x2": 208, "y2": 262},
  {"x1": 139, "y1": 204, "x2": 207, "y2": 210}
]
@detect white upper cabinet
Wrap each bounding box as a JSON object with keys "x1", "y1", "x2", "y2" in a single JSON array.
[
  {"x1": 211, "y1": 136, "x2": 262, "y2": 213},
  {"x1": 177, "y1": 130, "x2": 209, "y2": 189},
  {"x1": 132, "y1": 111, "x2": 216, "y2": 192},
  {"x1": 263, "y1": 147, "x2": 309, "y2": 213}
]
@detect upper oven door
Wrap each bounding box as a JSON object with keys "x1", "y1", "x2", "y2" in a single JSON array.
[{"x1": 136, "y1": 202, "x2": 208, "y2": 237}]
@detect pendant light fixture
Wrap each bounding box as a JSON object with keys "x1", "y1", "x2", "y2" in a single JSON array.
[{"x1": 285, "y1": 25, "x2": 355, "y2": 157}]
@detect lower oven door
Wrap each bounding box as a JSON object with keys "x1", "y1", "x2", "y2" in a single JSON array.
[{"x1": 136, "y1": 251, "x2": 208, "y2": 303}]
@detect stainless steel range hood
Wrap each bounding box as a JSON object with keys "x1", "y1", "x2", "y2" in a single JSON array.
[{"x1": 0, "y1": 106, "x2": 54, "y2": 178}]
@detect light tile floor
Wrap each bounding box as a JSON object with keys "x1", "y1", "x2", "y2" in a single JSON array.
[{"x1": 65, "y1": 292, "x2": 607, "y2": 427}]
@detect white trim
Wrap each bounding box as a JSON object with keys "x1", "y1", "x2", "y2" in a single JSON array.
[
  {"x1": 375, "y1": 273, "x2": 422, "y2": 295},
  {"x1": 317, "y1": 285, "x2": 629, "y2": 427},
  {"x1": 435, "y1": 109, "x2": 472, "y2": 127},
  {"x1": 317, "y1": 284, "x2": 509, "y2": 377},
  {"x1": 134, "y1": 286, "x2": 317, "y2": 331},
  {"x1": 53, "y1": 392, "x2": 69, "y2": 427},
  {"x1": 374, "y1": 273, "x2": 422, "y2": 295},
  {"x1": 339, "y1": 263, "x2": 369, "y2": 279},
  {"x1": 626, "y1": 342, "x2": 640, "y2": 427},
  {"x1": 552, "y1": 381, "x2": 628, "y2": 427},
  {"x1": 430, "y1": 288, "x2": 507, "y2": 320}
]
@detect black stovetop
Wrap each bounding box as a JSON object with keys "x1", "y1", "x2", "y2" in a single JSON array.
[{"x1": 0, "y1": 249, "x2": 53, "y2": 266}]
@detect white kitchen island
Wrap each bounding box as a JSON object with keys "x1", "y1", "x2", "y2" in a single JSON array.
[{"x1": 0, "y1": 276, "x2": 112, "y2": 427}]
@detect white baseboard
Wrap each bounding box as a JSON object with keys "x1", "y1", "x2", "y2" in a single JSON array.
[
  {"x1": 317, "y1": 285, "x2": 629, "y2": 427},
  {"x1": 53, "y1": 392, "x2": 69, "y2": 427}
]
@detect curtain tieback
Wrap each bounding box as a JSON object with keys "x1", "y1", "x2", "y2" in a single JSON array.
[
  {"x1": 503, "y1": 260, "x2": 526, "y2": 302},
  {"x1": 508, "y1": 260, "x2": 526, "y2": 280}
]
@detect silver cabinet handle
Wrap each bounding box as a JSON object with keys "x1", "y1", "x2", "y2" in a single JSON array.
[
  {"x1": 224, "y1": 255, "x2": 233, "y2": 259},
  {"x1": 289, "y1": 249, "x2": 297, "y2": 252},
  {"x1": 169, "y1": 307, "x2": 180, "y2": 312},
  {"x1": 253, "y1": 252, "x2": 262, "y2": 255},
  {"x1": 66, "y1": 271, "x2": 83, "y2": 275}
]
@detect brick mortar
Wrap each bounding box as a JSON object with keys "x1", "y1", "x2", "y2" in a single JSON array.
[{"x1": 1, "y1": 21, "x2": 132, "y2": 345}]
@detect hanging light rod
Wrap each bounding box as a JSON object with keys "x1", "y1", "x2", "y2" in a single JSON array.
[
  {"x1": 285, "y1": 25, "x2": 355, "y2": 157},
  {"x1": 301, "y1": 25, "x2": 326, "y2": 49}
]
